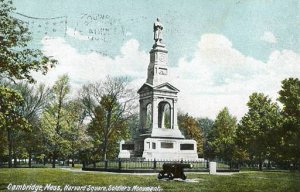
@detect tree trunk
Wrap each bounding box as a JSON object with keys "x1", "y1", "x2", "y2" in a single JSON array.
[
  {"x1": 103, "y1": 109, "x2": 112, "y2": 161},
  {"x1": 103, "y1": 140, "x2": 108, "y2": 161},
  {"x1": 259, "y1": 158, "x2": 263, "y2": 171},
  {"x1": 7, "y1": 128, "x2": 12, "y2": 168},
  {"x1": 72, "y1": 156, "x2": 75, "y2": 168},
  {"x1": 13, "y1": 154, "x2": 17, "y2": 168},
  {"x1": 28, "y1": 151, "x2": 32, "y2": 168},
  {"x1": 52, "y1": 153, "x2": 56, "y2": 168},
  {"x1": 104, "y1": 151, "x2": 107, "y2": 161},
  {"x1": 43, "y1": 156, "x2": 46, "y2": 165}
]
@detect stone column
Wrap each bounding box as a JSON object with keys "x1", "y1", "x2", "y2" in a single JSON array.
[
  {"x1": 173, "y1": 98, "x2": 179, "y2": 129},
  {"x1": 152, "y1": 97, "x2": 158, "y2": 128},
  {"x1": 139, "y1": 100, "x2": 144, "y2": 129},
  {"x1": 170, "y1": 104, "x2": 174, "y2": 129}
]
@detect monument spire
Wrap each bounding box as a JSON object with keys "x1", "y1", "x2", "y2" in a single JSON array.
[{"x1": 147, "y1": 19, "x2": 169, "y2": 86}]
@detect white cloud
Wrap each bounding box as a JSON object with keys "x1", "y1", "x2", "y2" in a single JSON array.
[
  {"x1": 36, "y1": 34, "x2": 300, "y2": 120},
  {"x1": 261, "y1": 31, "x2": 277, "y2": 44},
  {"x1": 175, "y1": 34, "x2": 265, "y2": 85},
  {"x1": 33, "y1": 37, "x2": 148, "y2": 90},
  {"x1": 172, "y1": 33, "x2": 299, "y2": 119},
  {"x1": 66, "y1": 27, "x2": 89, "y2": 41}
]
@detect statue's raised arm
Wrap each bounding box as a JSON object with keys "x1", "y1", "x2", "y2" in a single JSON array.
[{"x1": 153, "y1": 18, "x2": 163, "y2": 43}]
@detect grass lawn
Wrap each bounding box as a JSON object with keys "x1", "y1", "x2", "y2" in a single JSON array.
[{"x1": 0, "y1": 168, "x2": 299, "y2": 192}]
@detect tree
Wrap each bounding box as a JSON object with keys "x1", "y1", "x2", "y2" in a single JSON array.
[
  {"x1": 88, "y1": 99, "x2": 129, "y2": 160},
  {"x1": 64, "y1": 99, "x2": 91, "y2": 167},
  {"x1": 0, "y1": 126, "x2": 6, "y2": 165},
  {"x1": 41, "y1": 75, "x2": 71, "y2": 168},
  {"x1": 0, "y1": 0, "x2": 56, "y2": 83},
  {"x1": 278, "y1": 78, "x2": 300, "y2": 167},
  {"x1": 126, "y1": 112, "x2": 139, "y2": 139},
  {"x1": 206, "y1": 107, "x2": 237, "y2": 162},
  {"x1": 0, "y1": 0, "x2": 56, "y2": 167},
  {"x1": 10, "y1": 82, "x2": 52, "y2": 167},
  {"x1": 178, "y1": 112, "x2": 204, "y2": 156},
  {"x1": 80, "y1": 76, "x2": 136, "y2": 160},
  {"x1": 0, "y1": 86, "x2": 29, "y2": 167},
  {"x1": 198, "y1": 117, "x2": 214, "y2": 138},
  {"x1": 237, "y1": 93, "x2": 281, "y2": 170}
]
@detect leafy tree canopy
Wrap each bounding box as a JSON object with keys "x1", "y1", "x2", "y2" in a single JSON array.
[
  {"x1": 278, "y1": 78, "x2": 300, "y2": 163},
  {"x1": 198, "y1": 117, "x2": 214, "y2": 138},
  {"x1": 178, "y1": 112, "x2": 204, "y2": 155},
  {"x1": 206, "y1": 107, "x2": 237, "y2": 161},
  {"x1": 0, "y1": 0, "x2": 56, "y2": 83},
  {"x1": 237, "y1": 93, "x2": 281, "y2": 169}
]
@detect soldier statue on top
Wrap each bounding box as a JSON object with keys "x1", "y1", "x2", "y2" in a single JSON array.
[{"x1": 153, "y1": 18, "x2": 163, "y2": 43}]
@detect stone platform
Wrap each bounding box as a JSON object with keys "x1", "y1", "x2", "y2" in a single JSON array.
[{"x1": 142, "y1": 138, "x2": 198, "y2": 161}]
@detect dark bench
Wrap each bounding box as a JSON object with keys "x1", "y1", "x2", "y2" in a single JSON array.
[{"x1": 157, "y1": 163, "x2": 192, "y2": 180}]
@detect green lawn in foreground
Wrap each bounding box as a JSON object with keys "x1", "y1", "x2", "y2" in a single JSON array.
[{"x1": 0, "y1": 168, "x2": 299, "y2": 192}]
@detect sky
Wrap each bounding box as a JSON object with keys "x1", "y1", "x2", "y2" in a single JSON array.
[{"x1": 12, "y1": 0, "x2": 300, "y2": 119}]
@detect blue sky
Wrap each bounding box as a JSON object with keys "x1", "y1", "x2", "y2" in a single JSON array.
[{"x1": 13, "y1": 0, "x2": 300, "y2": 119}]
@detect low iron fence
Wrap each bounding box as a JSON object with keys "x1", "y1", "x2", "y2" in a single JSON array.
[
  {"x1": 0, "y1": 158, "x2": 239, "y2": 172},
  {"x1": 83, "y1": 159, "x2": 239, "y2": 172},
  {"x1": 86, "y1": 159, "x2": 207, "y2": 170},
  {"x1": 0, "y1": 160, "x2": 81, "y2": 168}
]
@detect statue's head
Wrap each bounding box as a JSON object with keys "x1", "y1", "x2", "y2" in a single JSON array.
[{"x1": 156, "y1": 18, "x2": 160, "y2": 22}]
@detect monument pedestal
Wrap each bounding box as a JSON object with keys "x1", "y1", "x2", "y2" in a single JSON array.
[
  {"x1": 142, "y1": 138, "x2": 198, "y2": 161},
  {"x1": 118, "y1": 140, "x2": 131, "y2": 159}
]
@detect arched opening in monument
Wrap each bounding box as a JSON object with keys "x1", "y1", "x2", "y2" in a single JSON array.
[
  {"x1": 158, "y1": 102, "x2": 172, "y2": 129},
  {"x1": 145, "y1": 103, "x2": 152, "y2": 129}
]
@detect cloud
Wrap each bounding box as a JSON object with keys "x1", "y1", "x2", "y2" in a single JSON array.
[
  {"x1": 179, "y1": 34, "x2": 265, "y2": 84},
  {"x1": 172, "y1": 34, "x2": 299, "y2": 119},
  {"x1": 261, "y1": 31, "x2": 277, "y2": 44},
  {"x1": 66, "y1": 27, "x2": 89, "y2": 41},
  {"x1": 36, "y1": 34, "x2": 300, "y2": 120},
  {"x1": 33, "y1": 37, "x2": 148, "y2": 90}
]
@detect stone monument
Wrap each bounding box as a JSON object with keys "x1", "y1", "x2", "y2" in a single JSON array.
[{"x1": 119, "y1": 19, "x2": 198, "y2": 161}]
